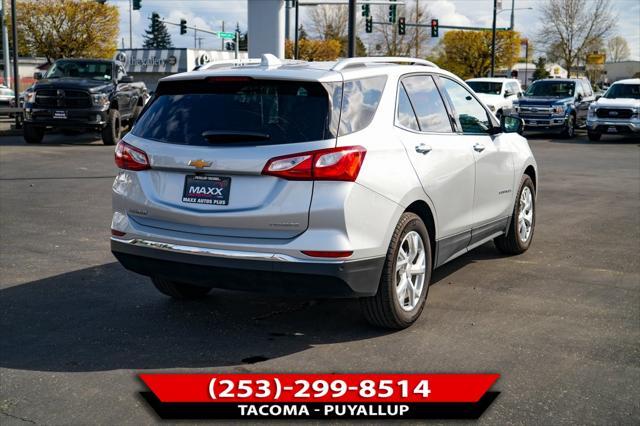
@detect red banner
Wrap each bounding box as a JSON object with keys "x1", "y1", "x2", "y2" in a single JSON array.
[{"x1": 140, "y1": 373, "x2": 499, "y2": 403}]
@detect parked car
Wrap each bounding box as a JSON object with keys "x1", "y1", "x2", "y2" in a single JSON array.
[
  {"x1": 512, "y1": 78, "x2": 595, "y2": 138},
  {"x1": 111, "y1": 55, "x2": 538, "y2": 329},
  {"x1": 0, "y1": 86, "x2": 16, "y2": 116},
  {"x1": 22, "y1": 58, "x2": 149, "y2": 145},
  {"x1": 586, "y1": 78, "x2": 640, "y2": 141},
  {"x1": 466, "y1": 77, "x2": 523, "y2": 119}
]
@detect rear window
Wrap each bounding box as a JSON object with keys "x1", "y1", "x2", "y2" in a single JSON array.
[{"x1": 132, "y1": 79, "x2": 339, "y2": 146}]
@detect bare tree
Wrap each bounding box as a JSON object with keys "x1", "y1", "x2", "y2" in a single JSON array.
[
  {"x1": 607, "y1": 36, "x2": 630, "y2": 62},
  {"x1": 308, "y1": 4, "x2": 349, "y2": 40},
  {"x1": 536, "y1": 0, "x2": 616, "y2": 75},
  {"x1": 373, "y1": 0, "x2": 430, "y2": 57}
]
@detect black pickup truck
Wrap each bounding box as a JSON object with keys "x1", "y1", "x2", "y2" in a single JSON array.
[{"x1": 23, "y1": 58, "x2": 149, "y2": 145}]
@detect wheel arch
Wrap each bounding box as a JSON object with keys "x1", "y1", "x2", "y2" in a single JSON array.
[
  {"x1": 524, "y1": 164, "x2": 537, "y2": 190},
  {"x1": 404, "y1": 200, "x2": 436, "y2": 263}
]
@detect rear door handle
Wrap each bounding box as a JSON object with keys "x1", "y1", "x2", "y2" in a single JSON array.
[
  {"x1": 415, "y1": 144, "x2": 432, "y2": 155},
  {"x1": 473, "y1": 143, "x2": 486, "y2": 153}
]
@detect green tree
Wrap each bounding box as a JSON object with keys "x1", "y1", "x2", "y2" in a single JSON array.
[
  {"x1": 434, "y1": 30, "x2": 522, "y2": 79},
  {"x1": 533, "y1": 57, "x2": 550, "y2": 80},
  {"x1": 12, "y1": 0, "x2": 119, "y2": 63},
  {"x1": 143, "y1": 12, "x2": 173, "y2": 49}
]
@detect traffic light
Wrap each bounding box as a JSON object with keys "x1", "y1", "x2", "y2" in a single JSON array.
[
  {"x1": 365, "y1": 16, "x2": 373, "y2": 34},
  {"x1": 361, "y1": 4, "x2": 370, "y2": 17},
  {"x1": 388, "y1": 2, "x2": 397, "y2": 23},
  {"x1": 398, "y1": 17, "x2": 406, "y2": 35},
  {"x1": 132, "y1": 0, "x2": 141, "y2": 11},
  {"x1": 180, "y1": 19, "x2": 187, "y2": 35},
  {"x1": 431, "y1": 19, "x2": 439, "y2": 37}
]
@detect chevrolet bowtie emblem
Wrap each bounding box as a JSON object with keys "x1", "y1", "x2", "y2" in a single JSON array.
[{"x1": 188, "y1": 159, "x2": 212, "y2": 169}]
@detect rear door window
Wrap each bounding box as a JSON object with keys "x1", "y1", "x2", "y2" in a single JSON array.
[
  {"x1": 402, "y1": 75, "x2": 453, "y2": 133},
  {"x1": 132, "y1": 78, "x2": 338, "y2": 146},
  {"x1": 440, "y1": 78, "x2": 492, "y2": 134}
]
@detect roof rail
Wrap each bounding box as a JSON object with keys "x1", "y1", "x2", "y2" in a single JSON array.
[
  {"x1": 198, "y1": 59, "x2": 262, "y2": 70},
  {"x1": 198, "y1": 54, "x2": 307, "y2": 71},
  {"x1": 331, "y1": 56, "x2": 438, "y2": 71}
]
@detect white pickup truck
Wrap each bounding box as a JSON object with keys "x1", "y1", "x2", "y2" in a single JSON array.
[{"x1": 466, "y1": 77, "x2": 523, "y2": 119}]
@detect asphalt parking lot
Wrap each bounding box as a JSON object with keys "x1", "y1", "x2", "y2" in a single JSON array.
[{"x1": 0, "y1": 119, "x2": 638, "y2": 425}]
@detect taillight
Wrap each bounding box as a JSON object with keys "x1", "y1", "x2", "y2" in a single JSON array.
[
  {"x1": 115, "y1": 141, "x2": 150, "y2": 171},
  {"x1": 262, "y1": 146, "x2": 366, "y2": 181}
]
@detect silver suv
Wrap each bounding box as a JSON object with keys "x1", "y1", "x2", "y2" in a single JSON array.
[{"x1": 111, "y1": 55, "x2": 538, "y2": 329}]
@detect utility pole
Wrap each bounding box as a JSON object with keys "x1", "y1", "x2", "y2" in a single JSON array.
[
  {"x1": 294, "y1": 0, "x2": 299, "y2": 59},
  {"x1": 221, "y1": 21, "x2": 225, "y2": 50},
  {"x1": 509, "y1": 0, "x2": 515, "y2": 30},
  {"x1": 1, "y1": 0, "x2": 11, "y2": 88},
  {"x1": 414, "y1": 0, "x2": 420, "y2": 57},
  {"x1": 194, "y1": 25, "x2": 197, "y2": 48},
  {"x1": 129, "y1": 0, "x2": 132, "y2": 48},
  {"x1": 10, "y1": 0, "x2": 19, "y2": 127},
  {"x1": 235, "y1": 30, "x2": 239, "y2": 59},
  {"x1": 490, "y1": 0, "x2": 497, "y2": 77},
  {"x1": 347, "y1": 0, "x2": 356, "y2": 57}
]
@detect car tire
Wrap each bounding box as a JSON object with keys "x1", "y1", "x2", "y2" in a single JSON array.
[
  {"x1": 560, "y1": 114, "x2": 576, "y2": 138},
  {"x1": 360, "y1": 212, "x2": 432, "y2": 329},
  {"x1": 101, "y1": 109, "x2": 121, "y2": 146},
  {"x1": 587, "y1": 131, "x2": 601, "y2": 141},
  {"x1": 23, "y1": 123, "x2": 44, "y2": 144},
  {"x1": 151, "y1": 277, "x2": 212, "y2": 299},
  {"x1": 494, "y1": 175, "x2": 536, "y2": 255}
]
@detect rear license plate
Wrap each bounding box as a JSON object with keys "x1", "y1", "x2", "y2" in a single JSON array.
[
  {"x1": 53, "y1": 110, "x2": 67, "y2": 119},
  {"x1": 607, "y1": 126, "x2": 618, "y2": 133},
  {"x1": 182, "y1": 175, "x2": 231, "y2": 205}
]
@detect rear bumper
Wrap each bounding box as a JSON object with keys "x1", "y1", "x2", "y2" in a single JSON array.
[{"x1": 111, "y1": 238, "x2": 385, "y2": 297}]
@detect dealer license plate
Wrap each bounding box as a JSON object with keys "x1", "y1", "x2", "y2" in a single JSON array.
[{"x1": 182, "y1": 175, "x2": 231, "y2": 205}]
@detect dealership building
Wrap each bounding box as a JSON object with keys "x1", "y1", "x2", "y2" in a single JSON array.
[{"x1": 116, "y1": 48, "x2": 249, "y2": 91}]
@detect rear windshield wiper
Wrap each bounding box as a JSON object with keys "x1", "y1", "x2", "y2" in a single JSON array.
[{"x1": 202, "y1": 130, "x2": 271, "y2": 143}]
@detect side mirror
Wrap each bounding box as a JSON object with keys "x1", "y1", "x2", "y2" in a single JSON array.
[
  {"x1": 595, "y1": 94, "x2": 602, "y2": 100},
  {"x1": 34, "y1": 72, "x2": 44, "y2": 80},
  {"x1": 119, "y1": 75, "x2": 134, "y2": 84},
  {"x1": 504, "y1": 90, "x2": 513, "y2": 98},
  {"x1": 577, "y1": 93, "x2": 583, "y2": 101},
  {"x1": 501, "y1": 115, "x2": 524, "y2": 134},
  {"x1": 517, "y1": 92, "x2": 523, "y2": 98}
]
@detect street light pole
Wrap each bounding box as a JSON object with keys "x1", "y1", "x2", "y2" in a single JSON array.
[{"x1": 490, "y1": 0, "x2": 497, "y2": 77}]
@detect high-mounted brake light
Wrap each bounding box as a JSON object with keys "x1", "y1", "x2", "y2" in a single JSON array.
[
  {"x1": 115, "y1": 141, "x2": 151, "y2": 171},
  {"x1": 206, "y1": 76, "x2": 253, "y2": 83},
  {"x1": 262, "y1": 146, "x2": 366, "y2": 182}
]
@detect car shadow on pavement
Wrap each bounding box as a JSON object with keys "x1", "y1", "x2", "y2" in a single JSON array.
[{"x1": 0, "y1": 262, "x2": 390, "y2": 373}]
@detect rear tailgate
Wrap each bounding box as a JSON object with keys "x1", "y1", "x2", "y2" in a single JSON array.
[{"x1": 122, "y1": 76, "x2": 341, "y2": 239}]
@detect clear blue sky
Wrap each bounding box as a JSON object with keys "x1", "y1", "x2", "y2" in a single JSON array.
[{"x1": 115, "y1": 0, "x2": 640, "y2": 60}]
